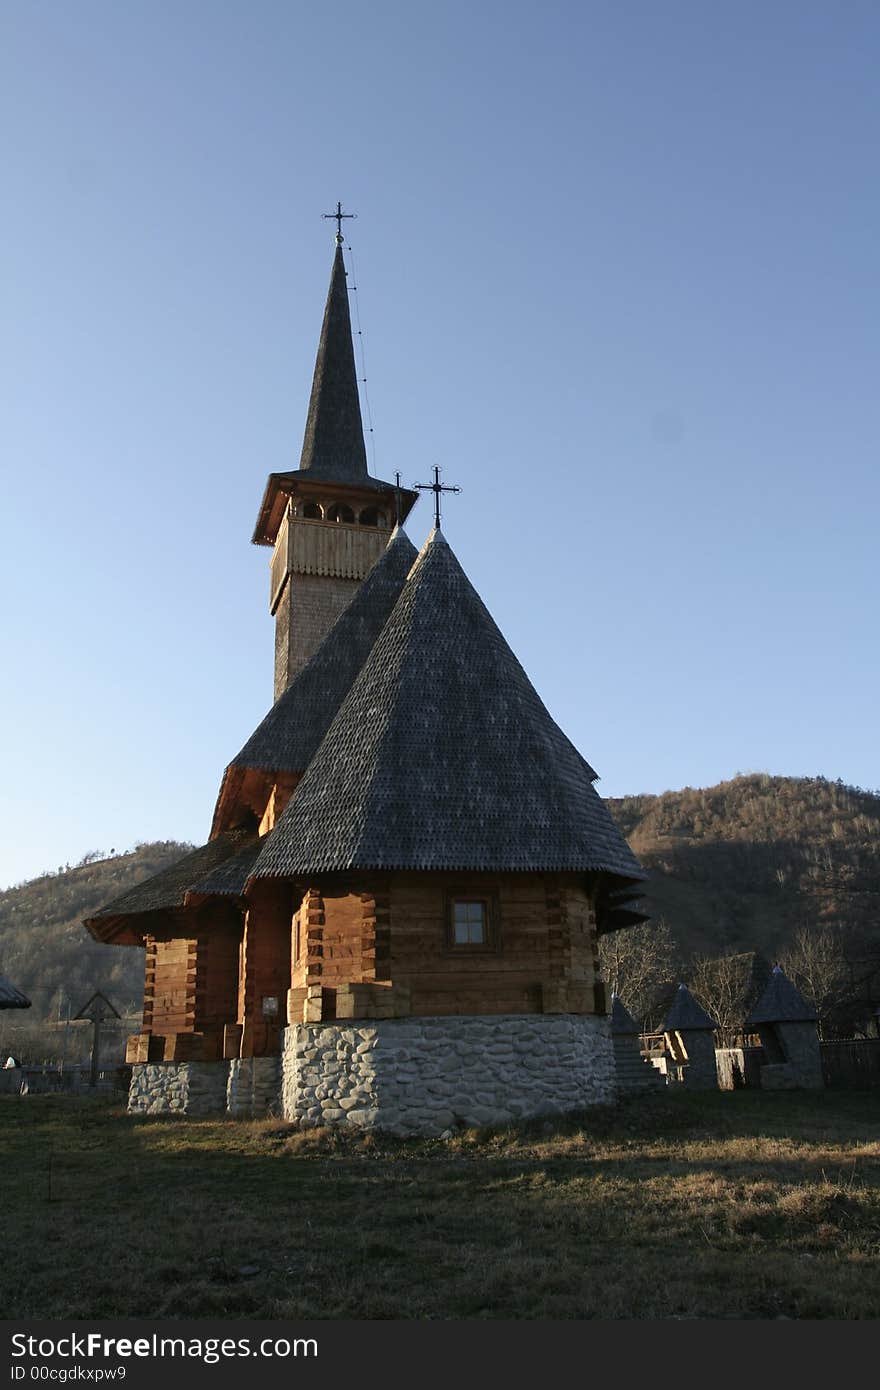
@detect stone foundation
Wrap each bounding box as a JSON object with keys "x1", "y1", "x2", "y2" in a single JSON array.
[
  {"x1": 127, "y1": 1016, "x2": 615, "y2": 1128},
  {"x1": 281, "y1": 1013, "x2": 615, "y2": 1136},
  {"x1": 227, "y1": 1057, "x2": 282, "y2": 1117},
  {"x1": 128, "y1": 1062, "x2": 230, "y2": 1117}
]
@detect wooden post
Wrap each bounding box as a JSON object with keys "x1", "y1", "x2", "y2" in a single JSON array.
[
  {"x1": 73, "y1": 993, "x2": 121, "y2": 1085},
  {"x1": 90, "y1": 1015, "x2": 101, "y2": 1086}
]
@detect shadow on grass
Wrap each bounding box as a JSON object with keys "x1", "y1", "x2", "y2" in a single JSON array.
[{"x1": 2, "y1": 1090, "x2": 879, "y2": 1320}]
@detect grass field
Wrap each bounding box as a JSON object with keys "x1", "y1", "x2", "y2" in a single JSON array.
[{"x1": 3, "y1": 1089, "x2": 879, "y2": 1320}]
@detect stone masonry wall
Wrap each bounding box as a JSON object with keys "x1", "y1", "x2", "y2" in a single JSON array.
[
  {"x1": 128, "y1": 1062, "x2": 229, "y2": 1117},
  {"x1": 282, "y1": 1014, "x2": 615, "y2": 1136}
]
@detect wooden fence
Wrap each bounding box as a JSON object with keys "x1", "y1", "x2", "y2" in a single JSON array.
[
  {"x1": 0, "y1": 1064, "x2": 130, "y2": 1096},
  {"x1": 638, "y1": 1035, "x2": 880, "y2": 1090},
  {"x1": 820, "y1": 1038, "x2": 880, "y2": 1089}
]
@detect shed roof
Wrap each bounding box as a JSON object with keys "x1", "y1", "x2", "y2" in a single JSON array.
[{"x1": 249, "y1": 529, "x2": 645, "y2": 879}]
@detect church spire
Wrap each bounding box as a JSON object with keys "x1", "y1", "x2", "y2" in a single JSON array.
[{"x1": 298, "y1": 239, "x2": 369, "y2": 482}]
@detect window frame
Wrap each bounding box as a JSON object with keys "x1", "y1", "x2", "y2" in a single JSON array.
[{"x1": 444, "y1": 891, "x2": 500, "y2": 954}]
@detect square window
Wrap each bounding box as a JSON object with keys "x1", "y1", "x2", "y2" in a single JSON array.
[{"x1": 447, "y1": 895, "x2": 498, "y2": 950}]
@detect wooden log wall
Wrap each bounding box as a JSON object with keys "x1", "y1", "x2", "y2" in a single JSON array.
[
  {"x1": 129, "y1": 871, "x2": 608, "y2": 1052},
  {"x1": 238, "y1": 884, "x2": 293, "y2": 1057},
  {"x1": 384, "y1": 872, "x2": 603, "y2": 1017},
  {"x1": 258, "y1": 772, "x2": 300, "y2": 835},
  {"x1": 290, "y1": 888, "x2": 326, "y2": 995},
  {"x1": 131, "y1": 905, "x2": 244, "y2": 1063},
  {"x1": 146, "y1": 936, "x2": 197, "y2": 1036},
  {"x1": 281, "y1": 871, "x2": 606, "y2": 1022},
  {"x1": 193, "y1": 904, "x2": 242, "y2": 1035}
]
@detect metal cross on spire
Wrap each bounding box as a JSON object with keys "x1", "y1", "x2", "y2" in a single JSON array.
[
  {"x1": 414, "y1": 465, "x2": 461, "y2": 530},
  {"x1": 323, "y1": 200, "x2": 356, "y2": 243}
]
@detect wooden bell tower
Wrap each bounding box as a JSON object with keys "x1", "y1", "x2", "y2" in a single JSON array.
[{"x1": 251, "y1": 225, "x2": 416, "y2": 699}]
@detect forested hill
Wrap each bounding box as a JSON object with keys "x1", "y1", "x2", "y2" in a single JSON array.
[
  {"x1": 608, "y1": 774, "x2": 880, "y2": 960},
  {"x1": 0, "y1": 842, "x2": 192, "y2": 1022},
  {"x1": 2, "y1": 775, "x2": 879, "y2": 1025}
]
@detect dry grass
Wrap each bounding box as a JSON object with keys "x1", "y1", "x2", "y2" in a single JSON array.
[{"x1": 3, "y1": 1089, "x2": 879, "y2": 1319}]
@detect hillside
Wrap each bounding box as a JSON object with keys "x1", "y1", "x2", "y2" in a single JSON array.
[
  {"x1": 0, "y1": 841, "x2": 192, "y2": 1024},
  {"x1": 608, "y1": 773, "x2": 880, "y2": 961}
]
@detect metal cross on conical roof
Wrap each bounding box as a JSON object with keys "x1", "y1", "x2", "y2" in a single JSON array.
[
  {"x1": 323, "y1": 199, "x2": 356, "y2": 244},
  {"x1": 414, "y1": 466, "x2": 461, "y2": 529}
]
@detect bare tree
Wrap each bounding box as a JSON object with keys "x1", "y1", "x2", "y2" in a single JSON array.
[
  {"x1": 689, "y1": 955, "x2": 749, "y2": 1035},
  {"x1": 780, "y1": 926, "x2": 851, "y2": 1035},
  {"x1": 599, "y1": 918, "x2": 679, "y2": 1030}
]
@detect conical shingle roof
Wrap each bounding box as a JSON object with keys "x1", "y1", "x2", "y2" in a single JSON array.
[
  {"x1": 661, "y1": 983, "x2": 717, "y2": 1032},
  {"x1": 745, "y1": 965, "x2": 818, "y2": 1025},
  {"x1": 610, "y1": 994, "x2": 641, "y2": 1035},
  {"x1": 298, "y1": 242, "x2": 368, "y2": 482},
  {"x1": 249, "y1": 529, "x2": 645, "y2": 879}
]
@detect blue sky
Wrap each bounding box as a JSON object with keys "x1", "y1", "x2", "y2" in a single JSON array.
[{"x1": 2, "y1": 1, "x2": 878, "y2": 888}]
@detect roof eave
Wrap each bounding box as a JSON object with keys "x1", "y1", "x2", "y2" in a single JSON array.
[
  {"x1": 248, "y1": 861, "x2": 647, "y2": 881},
  {"x1": 252, "y1": 474, "x2": 418, "y2": 546},
  {"x1": 83, "y1": 914, "x2": 151, "y2": 946}
]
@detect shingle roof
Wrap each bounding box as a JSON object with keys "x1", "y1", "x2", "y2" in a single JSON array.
[
  {"x1": 0, "y1": 975, "x2": 31, "y2": 1009},
  {"x1": 268, "y1": 467, "x2": 406, "y2": 494},
  {"x1": 227, "y1": 528, "x2": 418, "y2": 778},
  {"x1": 610, "y1": 994, "x2": 641, "y2": 1035},
  {"x1": 661, "y1": 983, "x2": 717, "y2": 1032},
  {"x1": 298, "y1": 241, "x2": 369, "y2": 484},
  {"x1": 186, "y1": 840, "x2": 264, "y2": 900},
  {"x1": 252, "y1": 244, "x2": 419, "y2": 545},
  {"x1": 745, "y1": 965, "x2": 818, "y2": 1025},
  {"x1": 83, "y1": 830, "x2": 257, "y2": 935},
  {"x1": 249, "y1": 529, "x2": 646, "y2": 879}
]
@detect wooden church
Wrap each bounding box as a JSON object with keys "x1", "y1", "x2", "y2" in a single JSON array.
[{"x1": 85, "y1": 223, "x2": 647, "y2": 1131}]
